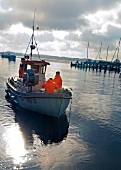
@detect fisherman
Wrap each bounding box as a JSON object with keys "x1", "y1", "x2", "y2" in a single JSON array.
[
  {"x1": 42, "y1": 78, "x2": 58, "y2": 93},
  {"x1": 18, "y1": 63, "x2": 23, "y2": 78},
  {"x1": 53, "y1": 71, "x2": 62, "y2": 90}
]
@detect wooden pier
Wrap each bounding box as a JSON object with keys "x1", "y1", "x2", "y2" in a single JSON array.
[{"x1": 70, "y1": 59, "x2": 121, "y2": 73}]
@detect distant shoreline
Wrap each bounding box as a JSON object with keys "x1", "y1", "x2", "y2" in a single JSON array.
[{"x1": 0, "y1": 51, "x2": 86, "y2": 62}]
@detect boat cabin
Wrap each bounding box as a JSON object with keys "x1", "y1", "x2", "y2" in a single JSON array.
[
  {"x1": 17, "y1": 58, "x2": 50, "y2": 92},
  {"x1": 21, "y1": 58, "x2": 50, "y2": 73}
]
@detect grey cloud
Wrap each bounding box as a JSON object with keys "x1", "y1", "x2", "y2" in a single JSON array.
[
  {"x1": 0, "y1": 0, "x2": 121, "y2": 58},
  {"x1": 0, "y1": 0, "x2": 120, "y2": 31},
  {"x1": 36, "y1": 32, "x2": 54, "y2": 42}
]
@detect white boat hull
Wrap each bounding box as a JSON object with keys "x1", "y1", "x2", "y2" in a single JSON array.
[{"x1": 6, "y1": 79, "x2": 72, "y2": 117}]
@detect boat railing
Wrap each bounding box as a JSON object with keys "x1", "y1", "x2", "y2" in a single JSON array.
[{"x1": 56, "y1": 87, "x2": 72, "y2": 96}]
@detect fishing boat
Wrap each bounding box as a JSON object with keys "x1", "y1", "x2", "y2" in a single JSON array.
[
  {"x1": 5, "y1": 14, "x2": 72, "y2": 117},
  {"x1": 8, "y1": 54, "x2": 16, "y2": 61},
  {"x1": 1, "y1": 52, "x2": 16, "y2": 60}
]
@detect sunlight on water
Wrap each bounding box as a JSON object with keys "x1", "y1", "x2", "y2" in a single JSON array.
[{"x1": 3, "y1": 124, "x2": 27, "y2": 165}]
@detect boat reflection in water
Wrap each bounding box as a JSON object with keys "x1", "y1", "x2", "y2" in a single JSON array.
[{"x1": 14, "y1": 106, "x2": 69, "y2": 145}]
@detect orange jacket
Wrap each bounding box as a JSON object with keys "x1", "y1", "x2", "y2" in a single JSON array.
[
  {"x1": 53, "y1": 75, "x2": 62, "y2": 90},
  {"x1": 42, "y1": 79, "x2": 58, "y2": 93},
  {"x1": 19, "y1": 68, "x2": 23, "y2": 78}
]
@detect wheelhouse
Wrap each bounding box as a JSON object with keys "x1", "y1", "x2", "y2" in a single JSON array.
[{"x1": 21, "y1": 58, "x2": 50, "y2": 75}]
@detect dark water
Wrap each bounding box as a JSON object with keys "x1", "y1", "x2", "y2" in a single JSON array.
[{"x1": 0, "y1": 57, "x2": 121, "y2": 170}]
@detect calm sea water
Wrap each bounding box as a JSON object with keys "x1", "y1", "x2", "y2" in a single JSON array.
[{"x1": 0, "y1": 57, "x2": 121, "y2": 170}]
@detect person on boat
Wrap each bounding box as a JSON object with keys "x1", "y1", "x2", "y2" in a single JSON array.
[
  {"x1": 42, "y1": 78, "x2": 58, "y2": 93},
  {"x1": 18, "y1": 63, "x2": 23, "y2": 78},
  {"x1": 53, "y1": 71, "x2": 62, "y2": 90}
]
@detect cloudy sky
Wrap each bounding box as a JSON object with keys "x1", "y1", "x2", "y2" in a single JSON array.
[{"x1": 0, "y1": 0, "x2": 121, "y2": 60}]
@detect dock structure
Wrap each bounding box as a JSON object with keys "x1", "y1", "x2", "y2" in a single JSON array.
[
  {"x1": 71, "y1": 39, "x2": 121, "y2": 74},
  {"x1": 70, "y1": 59, "x2": 121, "y2": 73}
]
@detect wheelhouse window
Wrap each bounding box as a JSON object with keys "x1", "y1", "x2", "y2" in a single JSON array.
[{"x1": 39, "y1": 66, "x2": 46, "y2": 74}]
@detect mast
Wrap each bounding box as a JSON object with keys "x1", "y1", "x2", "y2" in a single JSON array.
[
  {"x1": 95, "y1": 42, "x2": 102, "y2": 60},
  {"x1": 117, "y1": 46, "x2": 119, "y2": 60},
  {"x1": 98, "y1": 42, "x2": 102, "y2": 60},
  {"x1": 25, "y1": 9, "x2": 40, "y2": 60},
  {"x1": 111, "y1": 38, "x2": 121, "y2": 62},
  {"x1": 87, "y1": 42, "x2": 89, "y2": 60},
  {"x1": 30, "y1": 8, "x2": 36, "y2": 59},
  {"x1": 106, "y1": 46, "x2": 109, "y2": 61}
]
